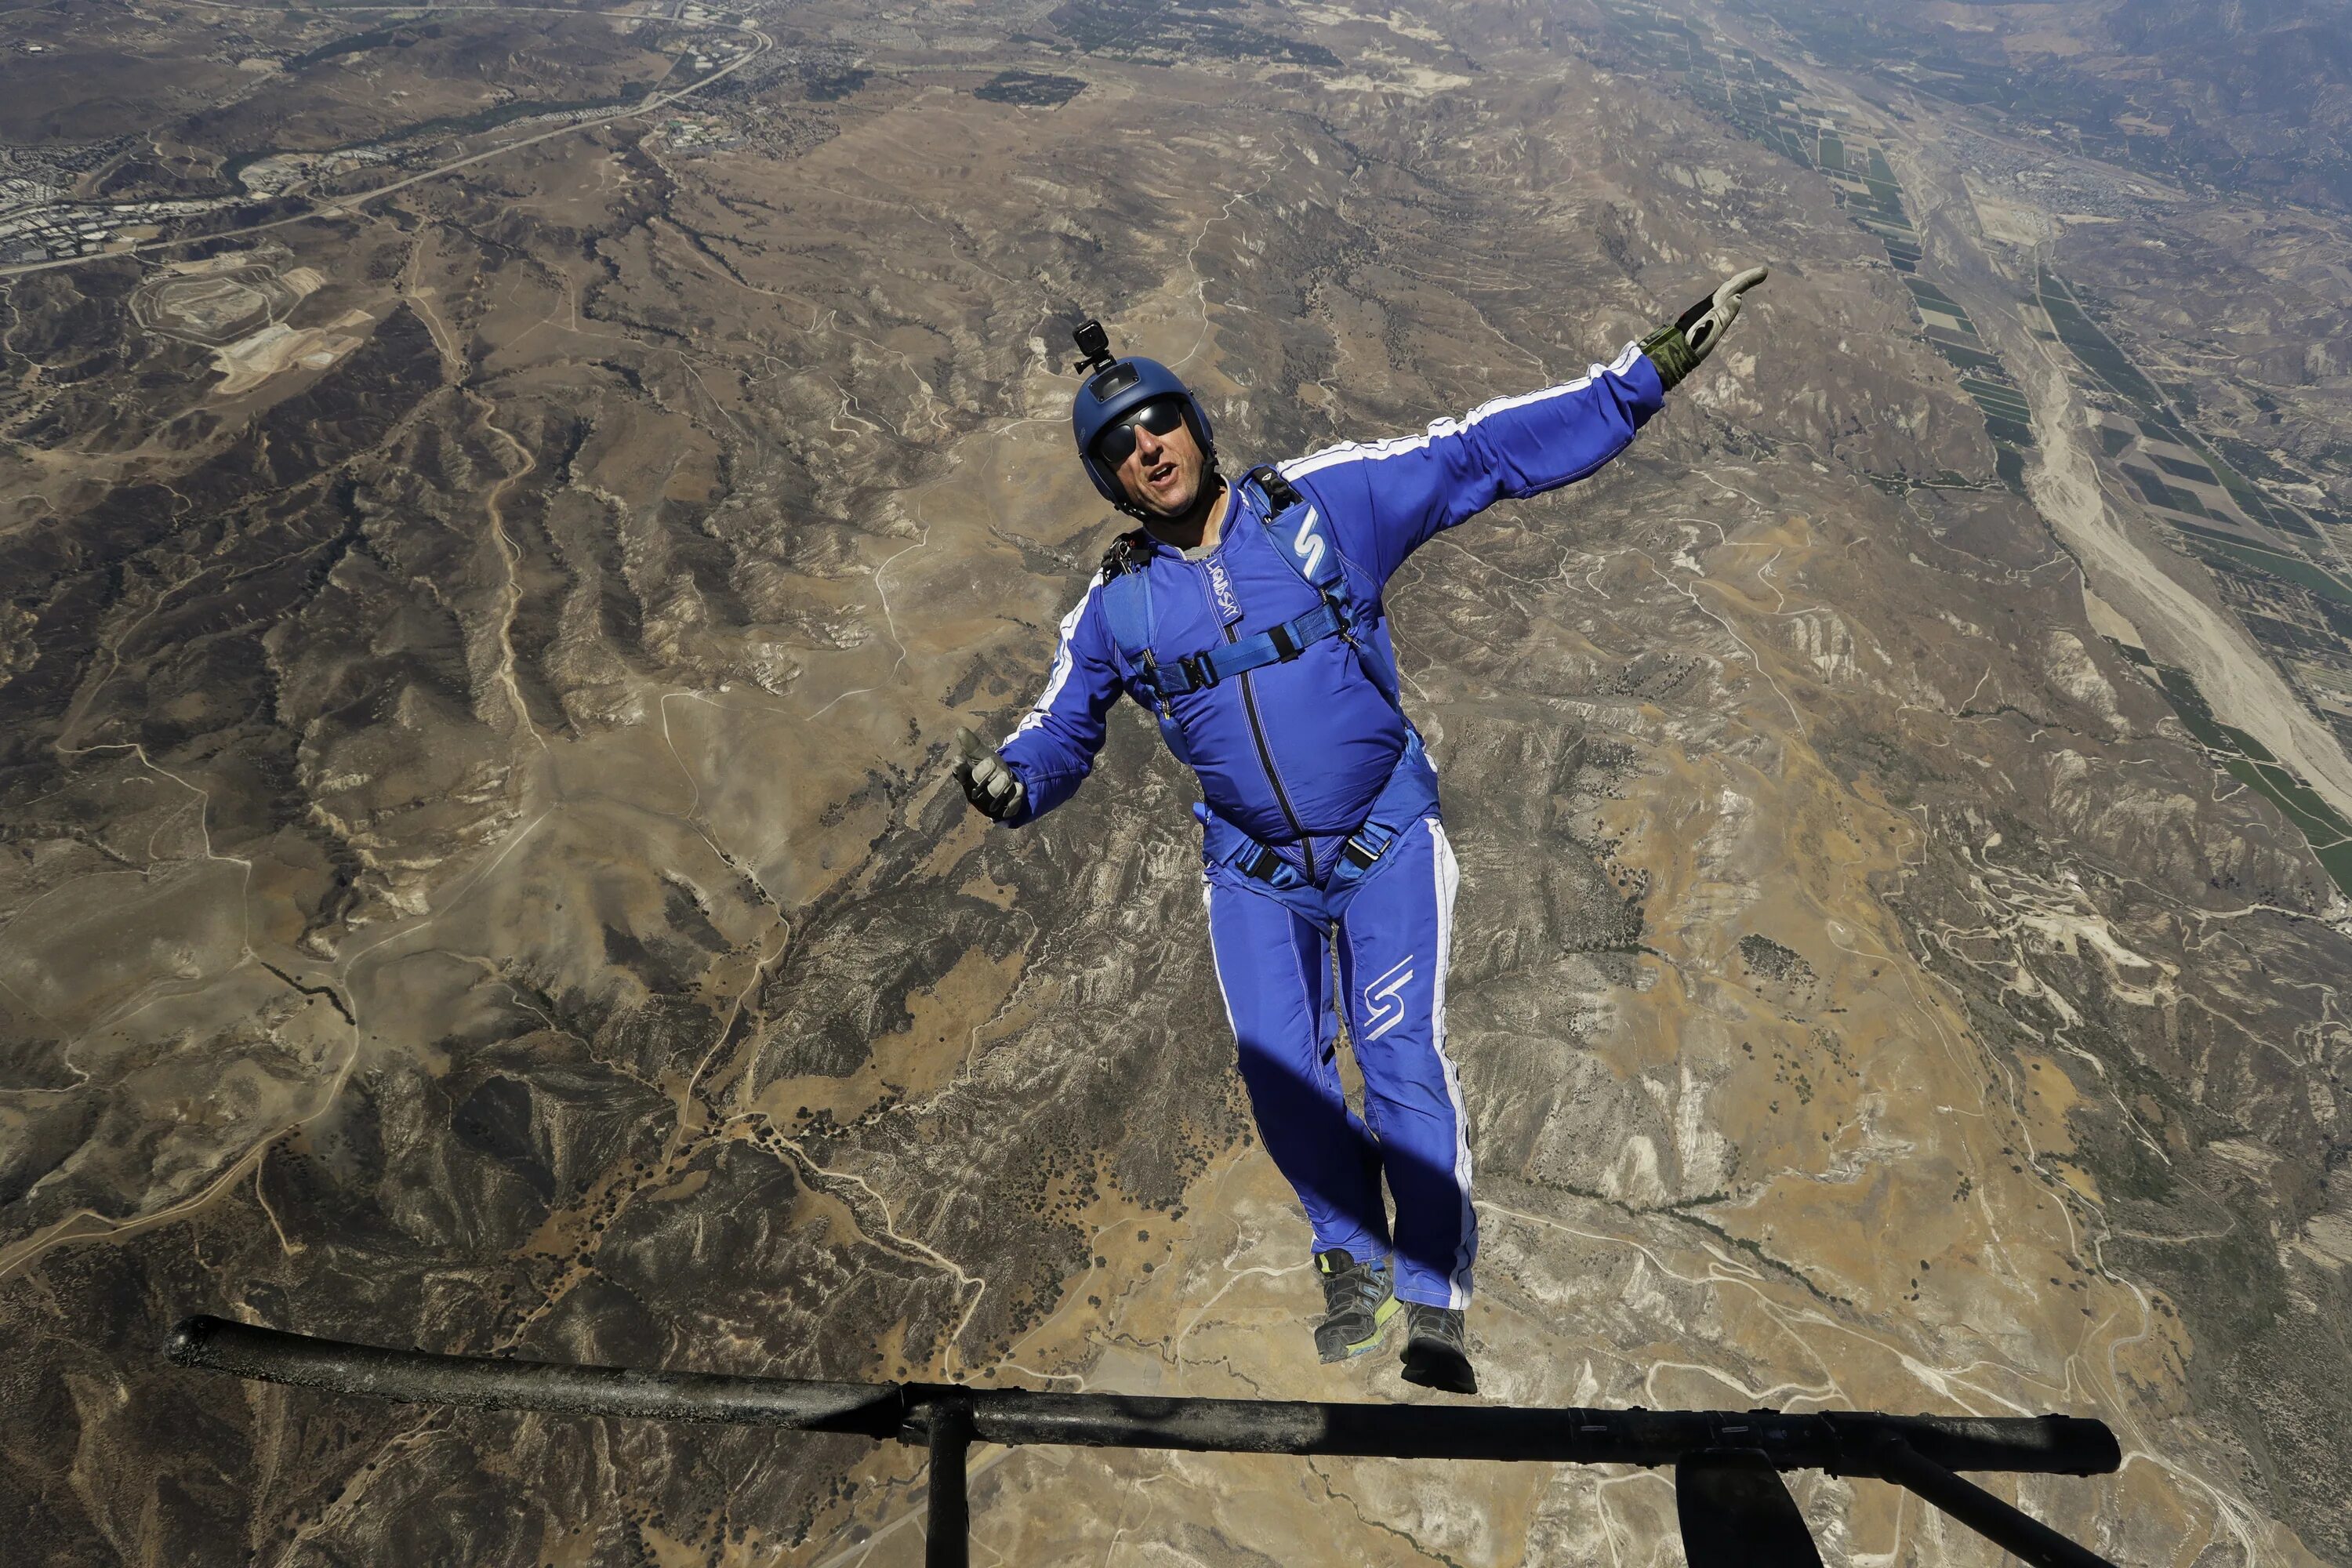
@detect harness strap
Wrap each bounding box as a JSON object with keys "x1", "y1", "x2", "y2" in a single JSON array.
[
  {"x1": 1098, "y1": 467, "x2": 1428, "y2": 894},
  {"x1": 1098, "y1": 466, "x2": 1402, "y2": 705},
  {"x1": 1095, "y1": 528, "x2": 1164, "y2": 713},
  {"x1": 1223, "y1": 819, "x2": 1396, "y2": 891},
  {"x1": 1338, "y1": 819, "x2": 1396, "y2": 872},
  {"x1": 1140, "y1": 599, "x2": 1341, "y2": 698},
  {"x1": 1245, "y1": 465, "x2": 1407, "y2": 717},
  {"x1": 1206, "y1": 733, "x2": 1429, "y2": 894}
]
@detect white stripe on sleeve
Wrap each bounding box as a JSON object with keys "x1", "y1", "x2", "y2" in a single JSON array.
[
  {"x1": 1277, "y1": 343, "x2": 1647, "y2": 485},
  {"x1": 1007, "y1": 569, "x2": 1106, "y2": 742}
]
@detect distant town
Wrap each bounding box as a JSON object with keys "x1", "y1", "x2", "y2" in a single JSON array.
[{"x1": 0, "y1": 5, "x2": 756, "y2": 269}]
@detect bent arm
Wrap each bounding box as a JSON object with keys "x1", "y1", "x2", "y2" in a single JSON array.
[
  {"x1": 1286, "y1": 343, "x2": 1666, "y2": 584},
  {"x1": 996, "y1": 572, "x2": 1124, "y2": 826}
]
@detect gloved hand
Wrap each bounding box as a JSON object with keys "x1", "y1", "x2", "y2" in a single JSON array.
[
  {"x1": 1639, "y1": 264, "x2": 1768, "y2": 390},
  {"x1": 952, "y1": 726, "x2": 1025, "y2": 822}
]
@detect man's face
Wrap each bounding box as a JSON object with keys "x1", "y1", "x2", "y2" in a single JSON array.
[{"x1": 1105, "y1": 400, "x2": 1208, "y2": 517}]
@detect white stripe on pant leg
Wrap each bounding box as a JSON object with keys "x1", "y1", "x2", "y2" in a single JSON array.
[
  {"x1": 1201, "y1": 877, "x2": 1243, "y2": 1042},
  {"x1": 1425, "y1": 817, "x2": 1475, "y2": 1308}
]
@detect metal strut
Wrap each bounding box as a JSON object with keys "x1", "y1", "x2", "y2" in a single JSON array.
[
  {"x1": 1872, "y1": 1438, "x2": 2122, "y2": 1568},
  {"x1": 165, "y1": 1316, "x2": 2125, "y2": 1568},
  {"x1": 923, "y1": 1397, "x2": 975, "y2": 1568}
]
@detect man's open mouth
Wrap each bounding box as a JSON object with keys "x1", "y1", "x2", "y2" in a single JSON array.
[{"x1": 1149, "y1": 462, "x2": 1178, "y2": 487}]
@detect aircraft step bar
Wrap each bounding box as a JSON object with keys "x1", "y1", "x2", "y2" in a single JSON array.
[{"x1": 167, "y1": 1314, "x2": 2124, "y2": 1568}]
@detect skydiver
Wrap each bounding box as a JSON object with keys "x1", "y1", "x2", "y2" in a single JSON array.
[{"x1": 954, "y1": 267, "x2": 1768, "y2": 1394}]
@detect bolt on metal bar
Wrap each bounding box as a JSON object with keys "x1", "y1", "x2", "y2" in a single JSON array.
[{"x1": 166, "y1": 1316, "x2": 2124, "y2": 1568}]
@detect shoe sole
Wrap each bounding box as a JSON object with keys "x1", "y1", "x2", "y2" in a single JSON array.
[
  {"x1": 1399, "y1": 1341, "x2": 1478, "y2": 1395},
  {"x1": 1316, "y1": 1293, "x2": 1400, "y2": 1363}
]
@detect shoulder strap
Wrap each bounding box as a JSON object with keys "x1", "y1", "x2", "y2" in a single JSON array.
[
  {"x1": 1247, "y1": 465, "x2": 1338, "y2": 597},
  {"x1": 1095, "y1": 528, "x2": 1161, "y2": 697},
  {"x1": 1245, "y1": 465, "x2": 1406, "y2": 712}
]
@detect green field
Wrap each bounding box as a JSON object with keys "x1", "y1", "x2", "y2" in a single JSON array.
[
  {"x1": 2153, "y1": 667, "x2": 2352, "y2": 895},
  {"x1": 2191, "y1": 538, "x2": 2352, "y2": 608},
  {"x1": 1960, "y1": 376, "x2": 2027, "y2": 406},
  {"x1": 2223, "y1": 757, "x2": 2352, "y2": 854}
]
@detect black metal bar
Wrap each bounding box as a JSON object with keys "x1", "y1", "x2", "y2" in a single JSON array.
[
  {"x1": 924, "y1": 1398, "x2": 973, "y2": 1568},
  {"x1": 1874, "y1": 1439, "x2": 2122, "y2": 1568},
  {"x1": 165, "y1": 1317, "x2": 2120, "y2": 1479},
  {"x1": 165, "y1": 1315, "x2": 909, "y2": 1436},
  {"x1": 167, "y1": 1316, "x2": 2133, "y2": 1568}
]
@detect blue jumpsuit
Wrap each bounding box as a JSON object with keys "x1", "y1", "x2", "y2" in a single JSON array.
[{"x1": 999, "y1": 343, "x2": 1666, "y2": 1307}]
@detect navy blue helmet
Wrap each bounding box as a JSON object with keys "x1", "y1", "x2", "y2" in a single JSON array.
[{"x1": 1068, "y1": 321, "x2": 1215, "y2": 515}]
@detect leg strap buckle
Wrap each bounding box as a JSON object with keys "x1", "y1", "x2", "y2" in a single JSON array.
[
  {"x1": 1340, "y1": 823, "x2": 1395, "y2": 874},
  {"x1": 1240, "y1": 846, "x2": 1285, "y2": 883}
]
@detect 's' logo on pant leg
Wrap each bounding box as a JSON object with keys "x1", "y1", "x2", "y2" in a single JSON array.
[{"x1": 1361, "y1": 955, "x2": 1417, "y2": 1041}]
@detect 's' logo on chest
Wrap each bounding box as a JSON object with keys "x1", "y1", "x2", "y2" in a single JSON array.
[{"x1": 1291, "y1": 505, "x2": 1325, "y2": 579}]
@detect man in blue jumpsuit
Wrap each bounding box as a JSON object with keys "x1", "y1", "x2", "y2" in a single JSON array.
[{"x1": 953, "y1": 269, "x2": 1766, "y2": 1393}]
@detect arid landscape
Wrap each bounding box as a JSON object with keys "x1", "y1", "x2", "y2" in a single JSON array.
[{"x1": 3, "y1": 2, "x2": 2350, "y2": 1565}]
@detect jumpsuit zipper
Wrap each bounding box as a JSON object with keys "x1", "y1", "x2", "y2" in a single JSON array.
[{"x1": 1226, "y1": 622, "x2": 1315, "y2": 881}]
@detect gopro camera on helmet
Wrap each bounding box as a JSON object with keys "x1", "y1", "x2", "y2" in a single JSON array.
[
  {"x1": 1072, "y1": 318, "x2": 1116, "y2": 375},
  {"x1": 1073, "y1": 318, "x2": 1138, "y2": 400}
]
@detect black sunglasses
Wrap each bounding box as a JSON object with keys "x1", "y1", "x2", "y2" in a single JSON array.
[{"x1": 1094, "y1": 397, "x2": 1189, "y2": 469}]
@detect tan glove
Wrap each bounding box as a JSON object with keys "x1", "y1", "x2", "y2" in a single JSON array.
[
  {"x1": 1640, "y1": 264, "x2": 1769, "y2": 390},
  {"x1": 952, "y1": 727, "x2": 1025, "y2": 822}
]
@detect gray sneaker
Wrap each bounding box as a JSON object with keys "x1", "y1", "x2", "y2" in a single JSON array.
[
  {"x1": 1312, "y1": 1249, "x2": 1399, "y2": 1363},
  {"x1": 1399, "y1": 1301, "x2": 1477, "y2": 1393}
]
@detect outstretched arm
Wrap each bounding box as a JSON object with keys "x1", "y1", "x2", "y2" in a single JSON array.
[
  {"x1": 1284, "y1": 343, "x2": 1666, "y2": 585},
  {"x1": 977, "y1": 572, "x2": 1125, "y2": 827},
  {"x1": 1289, "y1": 266, "x2": 1768, "y2": 586}
]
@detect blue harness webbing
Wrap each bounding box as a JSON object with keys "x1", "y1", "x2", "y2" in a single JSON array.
[
  {"x1": 1201, "y1": 733, "x2": 1430, "y2": 895},
  {"x1": 1098, "y1": 465, "x2": 1425, "y2": 893},
  {"x1": 1134, "y1": 597, "x2": 1345, "y2": 699}
]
